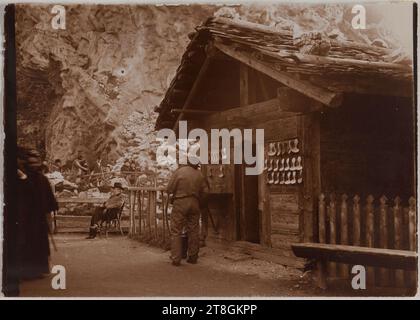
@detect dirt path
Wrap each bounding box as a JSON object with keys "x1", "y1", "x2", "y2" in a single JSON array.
[{"x1": 19, "y1": 234, "x2": 321, "y2": 297}]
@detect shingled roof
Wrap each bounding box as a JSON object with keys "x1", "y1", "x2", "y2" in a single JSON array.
[{"x1": 155, "y1": 17, "x2": 414, "y2": 129}]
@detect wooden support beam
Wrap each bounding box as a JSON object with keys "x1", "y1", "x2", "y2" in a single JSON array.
[
  {"x1": 214, "y1": 42, "x2": 343, "y2": 107},
  {"x1": 202, "y1": 92, "x2": 321, "y2": 129},
  {"x1": 239, "y1": 63, "x2": 249, "y2": 107},
  {"x1": 173, "y1": 56, "x2": 212, "y2": 131},
  {"x1": 203, "y1": 98, "x2": 279, "y2": 128},
  {"x1": 257, "y1": 73, "x2": 271, "y2": 100},
  {"x1": 170, "y1": 108, "x2": 215, "y2": 115}
]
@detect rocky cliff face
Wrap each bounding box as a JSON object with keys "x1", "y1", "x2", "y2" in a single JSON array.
[{"x1": 16, "y1": 4, "x2": 215, "y2": 168}]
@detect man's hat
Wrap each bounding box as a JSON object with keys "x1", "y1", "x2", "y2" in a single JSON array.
[
  {"x1": 187, "y1": 153, "x2": 200, "y2": 168},
  {"x1": 112, "y1": 182, "x2": 124, "y2": 190}
]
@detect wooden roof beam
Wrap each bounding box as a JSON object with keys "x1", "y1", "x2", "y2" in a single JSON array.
[
  {"x1": 214, "y1": 42, "x2": 343, "y2": 108},
  {"x1": 277, "y1": 87, "x2": 324, "y2": 113},
  {"x1": 173, "y1": 56, "x2": 212, "y2": 131},
  {"x1": 170, "y1": 108, "x2": 215, "y2": 115}
]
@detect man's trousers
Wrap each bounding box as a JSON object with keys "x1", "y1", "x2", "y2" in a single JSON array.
[{"x1": 170, "y1": 197, "x2": 200, "y2": 263}]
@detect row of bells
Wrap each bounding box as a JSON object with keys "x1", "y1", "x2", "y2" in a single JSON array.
[
  {"x1": 267, "y1": 139, "x2": 299, "y2": 156},
  {"x1": 267, "y1": 170, "x2": 303, "y2": 185},
  {"x1": 264, "y1": 156, "x2": 303, "y2": 172}
]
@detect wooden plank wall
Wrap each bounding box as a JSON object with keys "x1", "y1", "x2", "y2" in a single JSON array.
[
  {"x1": 320, "y1": 95, "x2": 414, "y2": 198},
  {"x1": 262, "y1": 115, "x2": 302, "y2": 257},
  {"x1": 188, "y1": 62, "x2": 314, "y2": 267}
]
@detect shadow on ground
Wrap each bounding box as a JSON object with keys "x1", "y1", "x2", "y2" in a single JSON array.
[{"x1": 18, "y1": 234, "x2": 416, "y2": 298}]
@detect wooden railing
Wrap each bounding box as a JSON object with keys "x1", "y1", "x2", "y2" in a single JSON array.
[
  {"x1": 127, "y1": 187, "x2": 171, "y2": 249},
  {"x1": 317, "y1": 193, "x2": 417, "y2": 287}
]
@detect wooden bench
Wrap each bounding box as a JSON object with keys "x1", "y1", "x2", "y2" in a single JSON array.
[
  {"x1": 55, "y1": 197, "x2": 108, "y2": 233},
  {"x1": 292, "y1": 243, "x2": 418, "y2": 289}
]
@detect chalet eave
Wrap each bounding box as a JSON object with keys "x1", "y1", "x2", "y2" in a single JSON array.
[{"x1": 155, "y1": 17, "x2": 413, "y2": 130}]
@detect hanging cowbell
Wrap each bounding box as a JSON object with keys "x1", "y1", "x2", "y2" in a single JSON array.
[
  {"x1": 291, "y1": 138, "x2": 300, "y2": 153},
  {"x1": 279, "y1": 158, "x2": 284, "y2": 171},
  {"x1": 274, "y1": 172, "x2": 280, "y2": 184},
  {"x1": 267, "y1": 159, "x2": 273, "y2": 171},
  {"x1": 273, "y1": 159, "x2": 279, "y2": 172},
  {"x1": 285, "y1": 172, "x2": 292, "y2": 185},
  {"x1": 295, "y1": 156, "x2": 303, "y2": 170},
  {"x1": 267, "y1": 172, "x2": 274, "y2": 184},
  {"x1": 280, "y1": 172, "x2": 285, "y2": 184},
  {"x1": 218, "y1": 165, "x2": 224, "y2": 178},
  {"x1": 297, "y1": 170, "x2": 303, "y2": 184},
  {"x1": 290, "y1": 157, "x2": 296, "y2": 171},
  {"x1": 290, "y1": 171, "x2": 297, "y2": 184},
  {"x1": 268, "y1": 142, "x2": 277, "y2": 156},
  {"x1": 285, "y1": 158, "x2": 290, "y2": 171},
  {"x1": 276, "y1": 142, "x2": 282, "y2": 156}
]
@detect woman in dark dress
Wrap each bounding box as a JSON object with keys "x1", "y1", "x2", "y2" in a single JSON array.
[{"x1": 17, "y1": 148, "x2": 58, "y2": 280}]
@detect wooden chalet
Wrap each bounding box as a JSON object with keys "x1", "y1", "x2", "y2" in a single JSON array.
[{"x1": 154, "y1": 17, "x2": 415, "y2": 269}]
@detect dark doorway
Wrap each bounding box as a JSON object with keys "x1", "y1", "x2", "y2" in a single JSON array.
[{"x1": 236, "y1": 156, "x2": 260, "y2": 243}]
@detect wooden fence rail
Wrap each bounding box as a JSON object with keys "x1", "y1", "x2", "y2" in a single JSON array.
[
  {"x1": 318, "y1": 193, "x2": 417, "y2": 288},
  {"x1": 127, "y1": 187, "x2": 171, "y2": 250}
]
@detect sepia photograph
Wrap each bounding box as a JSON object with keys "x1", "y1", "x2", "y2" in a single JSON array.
[{"x1": 1, "y1": 0, "x2": 418, "y2": 300}]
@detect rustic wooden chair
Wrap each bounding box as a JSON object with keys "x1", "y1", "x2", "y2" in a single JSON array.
[{"x1": 99, "y1": 201, "x2": 125, "y2": 238}]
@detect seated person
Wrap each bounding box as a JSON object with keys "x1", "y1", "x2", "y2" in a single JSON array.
[
  {"x1": 51, "y1": 159, "x2": 62, "y2": 173},
  {"x1": 86, "y1": 182, "x2": 125, "y2": 239}
]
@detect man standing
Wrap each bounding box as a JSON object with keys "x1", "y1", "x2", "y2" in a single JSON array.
[
  {"x1": 72, "y1": 153, "x2": 89, "y2": 184},
  {"x1": 86, "y1": 182, "x2": 125, "y2": 239},
  {"x1": 167, "y1": 156, "x2": 208, "y2": 266}
]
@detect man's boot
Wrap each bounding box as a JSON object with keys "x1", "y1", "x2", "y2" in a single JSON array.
[
  {"x1": 187, "y1": 254, "x2": 198, "y2": 264},
  {"x1": 86, "y1": 225, "x2": 97, "y2": 239},
  {"x1": 170, "y1": 235, "x2": 183, "y2": 266}
]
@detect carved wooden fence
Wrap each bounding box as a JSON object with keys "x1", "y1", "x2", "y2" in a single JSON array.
[
  {"x1": 127, "y1": 187, "x2": 171, "y2": 250},
  {"x1": 317, "y1": 193, "x2": 417, "y2": 287}
]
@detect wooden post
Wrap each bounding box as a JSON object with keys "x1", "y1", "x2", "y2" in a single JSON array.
[
  {"x1": 353, "y1": 195, "x2": 361, "y2": 246},
  {"x1": 129, "y1": 190, "x2": 135, "y2": 237},
  {"x1": 365, "y1": 195, "x2": 375, "y2": 286},
  {"x1": 147, "y1": 191, "x2": 151, "y2": 237},
  {"x1": 378, "y1": 195, "x2": 390, "y2": 287},
  {"x1": 408, "y1": 197, "x2": 416, "y2": 251},
  {"x1": 150, "y1": 191, "x2": 158, "y2": 239},
  {"x1": 240, "y1": 63, "x2": 249, "y2": 107},
  {"x1": 317, "y1": 194, "x2": 327, "y2": 289},
  {"x1": 161, "y1": 191, "x2": 166, "y2": 243},
  {"x1": 166, "y1": 193, "x2": 171, "y2": 236},
  {"x1": 328, "y1": 194, "x2": 337, "y2": 279},
  {"x1": 239, "y1": 63, "x2": 252, "y2": 242},
  {"x1": 393, "y1": 196, "x2": 404, "y2": 287},
  {"x1": 301, "y1": 112, "x2": 320, "y2": 243},
  {"x1": 408, "y1": 197, "x2": 417, "y2": 287},
  {"x1": 137, "y1": 190, "x2": 142, "y2": 237},
  {"x1": 318, "y1": 260, "x2": 328, "y2": 290},
  {"x1": 132, "y1": 191, "x2": 137, "y2": 236},
  {"x1": 339, "y1": 194, "x2": 349, "y2": 278},
  {"x1": 319, "y1": 194, "x2": 326, "y2": 243}
]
